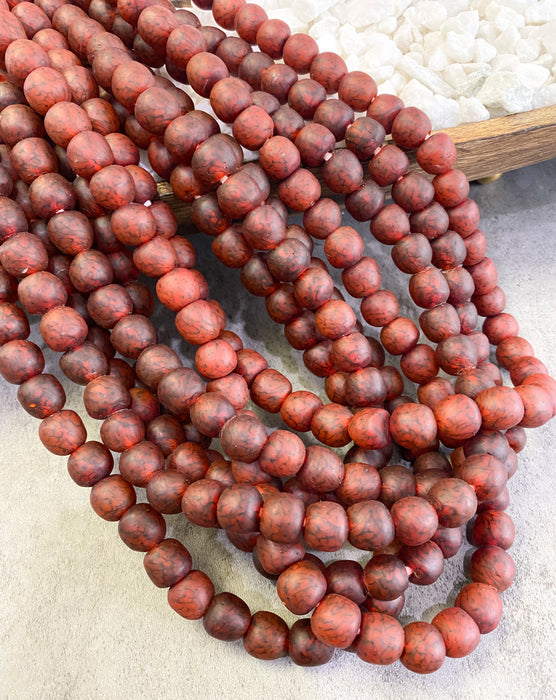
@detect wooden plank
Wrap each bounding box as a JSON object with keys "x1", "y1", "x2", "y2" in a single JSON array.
[
  {"x1": 157, "y1": 105, "x2": 556, "y2": 221},
  {"x1": 442, "y1": 105, "x2": 556, "y2": 181}
]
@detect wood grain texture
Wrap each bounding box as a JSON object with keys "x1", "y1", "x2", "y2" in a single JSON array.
[{"x1": 157, "y1": 105, "x2": 556, "y2": 223}]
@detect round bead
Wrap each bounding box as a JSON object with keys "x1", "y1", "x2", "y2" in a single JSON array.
[
  {"x1": 66, "y1": 440, "x2": 113, "y2": 488},
  {"x1": 0, "y1": 232, "x2": 49, "y2": 277},
  {"x1": 243, "y1": 611, "x2": 289, "y2": 661},
  {"x1": 310, "y1": 52, "x2": 347, "y2": 94},
  {"x1": 89, "y1": 164, "x2": 135, "y2": 210},
  {"x1": 392, "y1": 172, "x2": 434, "y2": 213},
  {"x1": 256, "y1": 535, "x2": 305, "y2": 576},
  {"x1": 390, "y1": 496, "x2": 439, "y2": 547},
  {"x1": 289, "y1": 618, "x2": 334, "y2": 667},
  {"x1": 0, "y1": 302, "x2": 30, "y2": 345},
  {"x1": 297, "y1": 445, "x2": 344, "y2": 492},
  {"x1": 417, "y1": 132, "x2": 457, "y2": 174},
  {"x1": 363, "y1": 554, "x2": 409, "y2": 601},
  {"x1": 194, "y1": 339, "x2": 237, "y2": 380},
  {"x1": 277, "y1": 559, "x2": 327, "y2": 615},
  {"x1": 16, "y1": 369, "x2": 65, "y2": 420},
  {"x1": 304, "y1": 501, "x2": 348, "y2": 552},
  {"x1": 311, "y1": 594, "x2": 361, "y2": 649},
  {"x1": 100, "y1": 409, "x2": 145, "y2": 452},
  {"x1": 390, "y1": 403, "x2": 437, "y2": 455},
  {"x1": 280, "y1": 390, "x2": 323, "y2": 432},
  {"x1": 90, "y1": 474, "x2": 136, "y2": 522},
  {"x1": 515, "y1": 384, "x2": 553, "y2": 427},
  {"x1": 474, "y1": 386, "x2": 524, "y2": 430},
  {"x1": 355, "y1": 612, "x2": 405, "y2": 665},
  {"x1": 369, "y1": 145, "x2": 409, "y2": 187},
  {"x1": 401, "y1": 622, "x2": 446, "y2": 674},
  {"x1": 433, "y1": 169, "x2": 470, "y2": 208},
  {"x1": 473, "y1": 509, "x2": 515, "y2": 550},
  {"x1": 118, "y1": 503, "x2": 166, "y2": 552},
  {"x1": 470, "y1": 545, "x2": 515, "y2": 592},
  {"x1": 232, "y1": 104, "x2": 273, "y2": 150},
  {"x1": 216, "y1": 484, "x2": 262, "y2": 532},
  {"x1": 24, "y1": 66, "x2": 71, "y2": 115},
  {"x1": 324, "y1": 226, "x2": 364, "y2": 269},
  {"x1": 348, "y1": 407, "x2": 391, "y2": 450},
  {"x1": 182, "y1": 478, "x2": 225, "y2": 528},
  {"x1": 143, "y1": 538, "x2": 192, "y2": 588},
  {"x1": 303, "y1": 198, "x2": 342, "y2": 239},
  {"x1": 278, "y1": 169, "x2": 321, "y2": 211},
  {"x1": 455, "y1": 582, "x2": 503, "y2": 634},
  {"x1": 434, "y1": 394, "x2": 482, "y2": 445},
  {"x1": 39, "y1": 409, "x2": 86, "y2": 456},
  {"x1": 168, "y1": 570, "x2": 215, "y2": 620},
  {"x1": 456, "y1": 453, "x2": 507, "y2": 502},
  {"x1": 258, "y1": 431, "x2": 305, "y2": 478},
  {"x1": 347, "y1": 500, "x2": 394, "y2": 550},
  {"x1": 325, "y1": 560, "x2": 366, "y2": 605},
  {"x1": 311, "y1": 403, "x2": 352, "y2": 447},
  {"x1": 427, "y1": 478, "x2": 478, "y2": 528},
  {"x1": 176, "y1": 300, "x2": 222, "y2": 345}
]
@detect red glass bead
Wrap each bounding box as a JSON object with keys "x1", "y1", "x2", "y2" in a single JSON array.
[
  {"x1": 89, "y1": 164, "x2": 135, "y2": 210},
  {"x1": 434, "y1": 394, "x2": 482, "y2": 445},
  {"x1": 339, "y1": 71, "x2": 377, "y2": 111},
  {"x1": 99, "y1": 408, "x2": 145, "y2": 453},
  {"x1": 118, "y1": 503, "x2": 166, "y2": 552},
  {"x1": 143, "y1": 538, "x2": 192, "y2": 589},
  {"x1": 427, "y1": 477, "x2": 477, "y2": 527},
  {"x1": 470, "y1": 545, "x2": 515, "y2": 592},
  {"x1": 280, "y1": 390, "x2": 323, "y2": 432},
  {"x1": 347, "y1": 500, "x2": 394, "y2": 551},
  {"x1": 311, "y1": 593, "x2": 361, "y2": 649},
  {"x1": 131, "y1": 347, "x2": 179, "y2": 396},
  {"x1": 234, "y1": 2, "x2": 267, "y2": 42},
  {"x1": 181, "y1": 477, "x2": 224, "y2": 528},
  {"x1": 310, "y1": 402, "x2": 352, "y2": 447},
  {"x1": 303, "y1": 198, "x2": 342, "y2": 239},
  {"x1": 36, "y1": 215, "x2": 85, "y2": 260},
  {"x1": 354, "y1": 612, "x2": 405, "y2": 666},
  {"x1": 23, "y1": 66, "x2": 71, "y2": 114},
  {"x1": 416, "y1": 132, "x2": 457, "y2": 174},
  {"x1": 472, "y1": 509, "x2": 515, "y2": 550},
  {"x1": 455, "y1": 582, "x2": 503, "y2": 633},
  {"x1": 514, "y1": 384, "x2": 553, "y2": 427},
  {"x1": 145, "y1": 469, "x2": 188, "y2": 514},
  {"x1": 17, "y1": 372, "x2": 65, "y2": 419},
  {"x1": 289, "y1": 618, "x2": 334, "y2": 667},
  {"x1": 256, "y1": 534, "x2": 304, "y2": 576},
  {"x1": 243, "y1": 611, "x2": 289, "y2": 661},
  {"x1": 59, "y1": 341, "x2": 108, "y2": 386},
  {"x1": 401, "y1": 621, "x2": 446, "y2": 674},
  {"x1": 1, "y1": 232, "x2": 49, "y2": 277},
  {"x1": 232, "y1": 104, "x2": 273, "y2": 150},
  {"x1": 168, "y1": 569, "x2": 215, "y2": 620},
  {"x1": 303, "y1": 501, "x2": 348, "y2": 552},
  {"x1": 433, "y1": 168, "x2": 470, "y2": 208},
  {"x1": 65, "y1": 440, "x2": 113, "y2": 488},
  {"x1": 363, "y1": 554, "x2": 409, "y2": 601},
  {"x1": 39, "y1": 408, "x2": 87, "y2": 455},
  {"x1": 310, "y1": 51, "x2": 347, "y2": 94},
  {"x1": 39, "y1": 305, "x2": 88, "y2": 352},
  {"x1": 90, "y1": 474, "x2": 136, "y2": 521}
]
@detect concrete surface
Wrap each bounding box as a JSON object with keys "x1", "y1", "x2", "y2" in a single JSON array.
[{"x1": 0, "y1": 159, "x2": 555, "y2": 700}]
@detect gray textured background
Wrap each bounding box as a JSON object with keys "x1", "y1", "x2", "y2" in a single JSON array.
[{"x1": 1, "y1": 160, "x2": 555, "y2": 699}]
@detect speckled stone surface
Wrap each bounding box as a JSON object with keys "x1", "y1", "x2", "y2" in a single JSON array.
[{"x1": 0, "y1": 160, "x2": 555, "y2": 699}]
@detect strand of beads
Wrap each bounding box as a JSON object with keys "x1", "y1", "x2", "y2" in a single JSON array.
[{"x1": 0, "y1": 0, "x2": 552, "y2": 680}]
